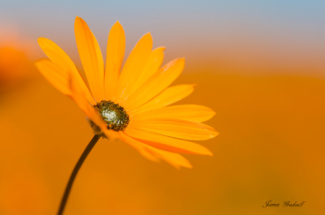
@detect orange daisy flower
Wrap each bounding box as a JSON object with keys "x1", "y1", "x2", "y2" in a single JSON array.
[{"x1": 35, "y1": 17, "x2": 218, "y2": 169}]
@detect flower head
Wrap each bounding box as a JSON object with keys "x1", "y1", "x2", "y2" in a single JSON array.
[{"x1": 35, "y1": 17, "x2": 218, "y2": 168}]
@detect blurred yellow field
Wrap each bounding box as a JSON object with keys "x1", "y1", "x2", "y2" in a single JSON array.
[{"x1": 1, "y1": 69, "x2": 324, "y2": 214}]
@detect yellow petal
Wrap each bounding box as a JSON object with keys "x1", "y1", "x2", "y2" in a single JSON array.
[
  {"x1": 124, "y1": 127, "x2": 212, "y2": 155},
  {"x1": 36, "y1": 59, "x2": 106, "y2": 130},
  {"x1": 35, "y1": 59, "x2": 71, "y2": 95},
  {"x1": 37, "y1": 37, "x2": 95, "y2": 104},
  {"x1": 129, "y1": 84, "x2": 194, "y2": 115},
  {"x1": 68, "y1": 71, "x2": 107, "y2": 130},
  {"x1": 102, "y1": 129, "x2": 120, "y2": 141},
  {"x1": 125, "y1": 58, "x2": 185, "y2": 111},
  {"x1": 74, "y1": 16, "x2": 104, "y2": 102},
  {"x1": 114, "y1": 33, "x2": 153, "y2": 104},
  {"x1": 129, "y1": 118, "x2": 218, "y2": 141},
  {"x1": 126, "y1": 47, "x2": 165, "y2": 99},
  {"x1": 104, "y1": 21, "x2": 125, "y2": 100},
  {"x1": 119, "y1": 132, "x2": 192, "y2": 168},
  {"x1": 131, "y1": 105, "x2": 215, "y2": 122},
  {"x1": 116, "y1": 131, "x2": 159, "y2": 162}
]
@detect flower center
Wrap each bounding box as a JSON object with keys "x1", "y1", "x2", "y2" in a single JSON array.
[{"x1": 93, "y1": 100, "x2": 129, "y2": 132}]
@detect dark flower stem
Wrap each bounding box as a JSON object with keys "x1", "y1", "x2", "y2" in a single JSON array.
[{"x1": 57, "y1": 134, "x2": 100, "y2": 215}]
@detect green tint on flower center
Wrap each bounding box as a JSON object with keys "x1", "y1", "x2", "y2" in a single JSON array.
[{"x1": 93, "y1": 100, "x2": 129, "y2": 132}]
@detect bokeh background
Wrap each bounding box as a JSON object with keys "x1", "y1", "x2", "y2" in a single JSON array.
[{"x1": 1, "y1": 0, "x2": 325, "y2": 214}]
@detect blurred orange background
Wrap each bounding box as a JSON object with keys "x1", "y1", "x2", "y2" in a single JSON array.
[{"x1": 1, "y1": 1, "x2": 325, "y2": 214}]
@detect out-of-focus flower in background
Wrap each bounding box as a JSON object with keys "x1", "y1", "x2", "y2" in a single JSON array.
[
  {"x1": 0, "y1": 47, "x2": 34, "y2": 92},
  {"x1": 0, "y1": 27, "x2": 37, "y2": 92}
]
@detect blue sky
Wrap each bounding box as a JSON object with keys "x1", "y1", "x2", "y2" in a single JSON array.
[{"x1": 1, "y1": 0, "x2": 325, "y2": 76}]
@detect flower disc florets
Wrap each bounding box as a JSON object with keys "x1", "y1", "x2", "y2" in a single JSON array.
[{"x1": 90, "y1": 100, "x2": 129, "y2": 134}]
